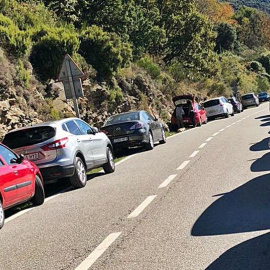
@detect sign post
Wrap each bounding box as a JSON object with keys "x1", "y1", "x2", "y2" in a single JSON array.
[{"x1": 58, "y1": 55, "x2": 84, "y2": 118}]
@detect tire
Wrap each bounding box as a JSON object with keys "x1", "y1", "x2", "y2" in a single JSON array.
[
  {"x1": 231, "y1": 111, "x2": 234, "y2": 116},
  {"x1": 103, "y1": 147, "x2": 115, "y2": 174},
  {"x1": 159, "y1": 129, "x2": 166, "y2": 144},
  {"x1": 145, "y1": 132, "x2": 154, "y2": 150},
  {"x1": 70, "y1": 157, "x2": 87, "y2": 188},
  {"x1": 225, "y1": 111, "x2": 229, "y2": 118},
  {"x1": 31, "y1": 175, "x2": 45, "y2": 206},
  {"x1": 0, "y1": 200, "x2": 4, "y2": 229}
]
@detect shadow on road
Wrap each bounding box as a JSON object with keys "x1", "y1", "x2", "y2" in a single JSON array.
[
  {"x1": 255, "y1": 115, "x2": 269, "y2": 120},
  {"x1": 191, "y1": 173, "x2": 270, "y2": 236},
  {"x1": 249, "y1": 138, "x2": 269, "y2": 152},
  {"x1": 251, "y1": 152, "x2": 270, "y2": 172},
  {"x1": 206, "y1": 232, "x2": 270, "y2": 270}
]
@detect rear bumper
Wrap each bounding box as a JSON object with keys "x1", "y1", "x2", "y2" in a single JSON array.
[
  {"x1": 110, "y1": 132, "x2": 148, "y2": 150},
  {"x1": 40, "y1": 164, "x2": 75, "y2": 183}
]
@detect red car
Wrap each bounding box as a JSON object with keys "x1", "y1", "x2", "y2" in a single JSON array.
[
  {"x1": 0, "y1": 143, "x2": 45, "y2": 229},
  {"x1": 171, "y1": 95, "x2": 207, "y2": 130}
]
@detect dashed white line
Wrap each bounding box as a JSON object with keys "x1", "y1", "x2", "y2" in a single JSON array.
[
  {"x1": 75, "y1": 232, "x2": 122, "y2": 270},
  {"x1": 212, "y1": 132, "x2": 219, "y2": 136},
  {"x1": 199, "y1": 143, "x2": 207, "y2": 149},
  {"x1": 219, "y1": 128, "x2": 225, "y2": 132},
  {"x1": 128, "y1": 195, "x2": 157, "y2": 218},
  {"x1": 206, "y1": 137, "x2": 213, "y2": 142},
  {"x1": 158, "y1": 174, "x2": 177, "y2": 188},
  {"x1": 190, "y1": 150, "x2": 199, "y2": 158},
  {"x1": 177, "y1": 160, "x2": 190, "y2": 170}
]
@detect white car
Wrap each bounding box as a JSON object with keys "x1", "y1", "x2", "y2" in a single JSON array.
[{"x1": 203, "y1": 97, "x2": 234, "y2": 120}]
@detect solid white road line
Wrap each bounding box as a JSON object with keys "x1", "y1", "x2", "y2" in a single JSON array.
[
  {"x1": 199, "y1": 143, "x2": 207, "y2": 149},
  {"x1": 206, "y1": 137, "x2": 213, "y2": 142},
  {"x1": 158, "y1": 174, "x2": 178, "y2": 189},
  {"x1": 128, "y1": 195, "x2": 157, "y2": 219},
  {"x1": 75, "y1": 232, "x2": 122, "y2": 270},
  {"x1": 115, "y1": 155, "x2": 136, "y2": 166},
  {"x1": 212, "y1": 132, "x2": 219, "y2": 136},
  {"x1": 219, "y1": 128, "x2": 225, "y2": 132},
  {"x1": 5, "y1": 208, "x2": 33, "y2": 224},
  {"x1": 177, "y1": 160, "x2": 190, "y2": 170},
  {"x1": 190, "y1": 150, "x2": 199, "y2": 158}
]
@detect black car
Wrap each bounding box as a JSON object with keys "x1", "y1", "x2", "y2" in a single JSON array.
[
  {"x1": 258, "y1": 92, "x2": 270, "y2": 102},
  {"x1": 228, "y1": 97, "x2": 243, "y2": 113},
  {"x1": 101, "y1": 111, "x2": 166, "y2": 151}
]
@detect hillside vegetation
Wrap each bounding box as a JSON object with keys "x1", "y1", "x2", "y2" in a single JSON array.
[
  {"x1": 223, "y1": 0, "x2": 270, "y2": 14},
  {"x1": 1, "y1": 0, "x2": 270, "y2": 134}
]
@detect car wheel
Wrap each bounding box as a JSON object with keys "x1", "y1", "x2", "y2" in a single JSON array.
[
  {"x1": 145, "y1": 132, "x2": 154, "y2": 150},
  {"x1": 225, "y1": 111, "x2": 229, "y2": 118},
  {"x1": 0, "y1": 200, "x2": 4, "y2": 229},
  {"x1": 159, "y1": 129, "x2": 166, "y2": 144},
  {"x1": 103, "y1": 147, "x2": 115, "y2": 174},
  {"x1": 231, "y1": 111, "x2": 234, "y2": 116},
  {"x1": 31, "y1": 175, "x2": 45, "y2": 206},
  {"x1": 70, "y1": 157, "x2": 87, "y2": 188}
]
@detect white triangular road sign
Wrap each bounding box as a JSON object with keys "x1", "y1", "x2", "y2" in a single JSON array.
[{"x1": 58, "y1": 54, "x2": 84, "y2": 81}]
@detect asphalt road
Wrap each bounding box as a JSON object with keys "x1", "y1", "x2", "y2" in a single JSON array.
[{"x1": 1, "y1": 103, "x2": 270, "y2": 270}]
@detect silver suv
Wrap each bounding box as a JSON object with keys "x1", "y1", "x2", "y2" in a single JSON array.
[{"x1": 2, "y1": 118, "x2": 115, "y2": 188}]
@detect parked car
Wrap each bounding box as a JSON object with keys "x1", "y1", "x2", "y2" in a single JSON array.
[
  {"x1": 170, "y1": 95, "x2": 207, "y2": 130},
  {"x1": 258, "y1": 92, "x2": 270, "y2": 102},
  {"x1": 203, "y1": 97, "x2": 234, "y2": 120},
  {"x1": 241, "y1": 93, "x2": 259, "y2": 109},
  {"x1": 0, "y1": 143, "x2": 44, "y2": 229},
  {"x1": 101, "y1": 111, "x2": 166, "y2": 151},
  {"x1": 228, "y1": 97, "x2": 243, "y2": 113},
  {"x1": 2, "y1": 118, "x2": 115, "y2": 189}
]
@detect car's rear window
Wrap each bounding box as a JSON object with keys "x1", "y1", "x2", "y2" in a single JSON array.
[
  {"x1": 204, "y1": 99, "x2": 220, "y2": 108},
  {"x1": 105, "y1": 112, "x2": 140, "y2": 125},
  {"x1": 242, "y1": 94, "x2": 253, "y2": 100},
  {"x1": 258, "y1": 92, "x2": 267, "y2": 96},
  {"x1": 3, "y1": 126, "x2": 56, "y2": 149}
]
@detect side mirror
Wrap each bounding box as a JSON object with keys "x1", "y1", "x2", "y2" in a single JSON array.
[
  {"x1": 92, "y1": 127, "x2": 99, "y2": 133},
  {"x1": 17, "y1": 154, "x2": 24, "y2": 164}
]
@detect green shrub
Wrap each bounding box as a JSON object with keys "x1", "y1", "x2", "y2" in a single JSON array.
[
  {"x1": 79, "y1": 25, "x2": 132, "y2": 79},
  {"x1": 108, "y1": 87, "x2": 124, "y2": 104},
  {"x1": 30, "y1": 28, "x2": 79, "y2": 81},
  {"x1": 137, "y1": 56, "x2": 161, "y2": 79},
  {"x1": 17, "y1": 59, "x2": 30, "y2": 88}
]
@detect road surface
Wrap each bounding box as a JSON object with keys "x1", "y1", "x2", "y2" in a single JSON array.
[{"x1": 1, "y1": 103, "x2": 270, "y2": 270}]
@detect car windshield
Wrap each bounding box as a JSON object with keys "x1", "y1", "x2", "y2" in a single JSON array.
[
  {"x1": 105, "y1": 112, "x2": 140, "y2": 125},
  {"x1": 3, "y1": 126, "x2": 56, "y2": 149},
  {"x1": 242, "y1": 94, "x2": 254, "y2": 100},
  {"x1": 228, "y1": 99, "x2": 236, "y2": 104},
  {"x1": 204, "y1": 99, "x2": 220, "y2": 108}
]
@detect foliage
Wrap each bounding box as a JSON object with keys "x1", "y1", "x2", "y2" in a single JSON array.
[
  {"x1": 137, "y1": 56, "x2": 161, "y2": 79},
  {"x1": 79, "y1": 25, "x2": 132, "y2": 79},
  {"x1": 30, "y1": 28, "x2": 79, "y2": 81}
]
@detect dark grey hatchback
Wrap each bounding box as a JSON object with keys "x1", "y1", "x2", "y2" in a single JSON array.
[{"x1": 101, "y1": 111, "x2": 166, "y2": 151}]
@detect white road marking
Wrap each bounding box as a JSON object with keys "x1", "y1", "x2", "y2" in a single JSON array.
[
  {"x1": 75, "y1": 232, "x2": 122, "y2": 270},
  {"x1": 177, "y1": 160, "x2": 190, "y2": 170},
  {"x1": 158, "y1": 174, "x2": 178, "y2": 188},
  {"x1": 190, "y1": 150, "x2": 199, "y2": 158},
  {"x1": 237, "y1": 120, "x2": 241, "y2": 123},
  {"x1": 199, "y1": 143, "x2": 207, "y2": 149},
  {"x1": 206, "y1": 137, "x2": 213, "y2": 142},
  {"x1": 219, "y1": 128, "x2": 225, "y2": 132},
  {"x1": 5, "y1": 208, "x2": 33, "y2": 224},
  {"x1": 128, "y1": 195, "x2": 157, "y2": 218},
  {"x1": 115, "y1": 155, "x2": 136, "y2": 166},
  {"x1": 212, "y1": 132, "x2": 219, "y2": 136}
]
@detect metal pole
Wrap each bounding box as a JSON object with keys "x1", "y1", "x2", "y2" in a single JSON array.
[{"x1": 65, "y1": 59, "x2": 80, "y2": 118}]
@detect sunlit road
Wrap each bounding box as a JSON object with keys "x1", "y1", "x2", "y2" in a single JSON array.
[{"x1": 1, "y1": 103, "x2": 270, "y2": 270}]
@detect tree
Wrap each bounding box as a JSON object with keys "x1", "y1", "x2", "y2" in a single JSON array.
[
  {"x1": 79, "y1": 25, "x2": 132, "y2": 79},
  {"x1": 214, "y1": 22, "x2": 237, "y2": 53}
]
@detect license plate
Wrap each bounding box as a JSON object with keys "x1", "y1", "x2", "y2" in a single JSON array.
[
  {"x1": 25, "y1": 153, "x2": 40, "y2": 161},
  {"x1": 114, "y1": 137, "x2": 128, "y2": 143}
]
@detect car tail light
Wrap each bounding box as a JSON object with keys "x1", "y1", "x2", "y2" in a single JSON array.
[
  {"x1": 100, "y1": 129, "x2": 108, "y2": 135},
  {"x1": 41, "y1": 137, "x2": 68, "y2": 151},
  {"x1": 130, "y1": 122, "x2": 144, "y2": 130}
]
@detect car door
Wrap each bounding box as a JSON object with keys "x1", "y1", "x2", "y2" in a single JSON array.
[
  {"x1": 142, "y1": 112, "x2": 159, "y2": 141},
  {"x1": 0, "y1": 145, "x2": 32, "y2": 204},
  {"x1": 75, "y1": 120, "x2": 107, "y2": 167}
]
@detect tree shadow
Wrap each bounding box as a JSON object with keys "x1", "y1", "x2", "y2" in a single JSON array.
[
  {"x1": 249, "y1": 138, "x2": 269, "y2": 152},
  {"x1": 191, "y1": 173, "x2": 270, "y2": 236},
  {"x1": 206, "y1": 232, "x2": 270, "y2": 270},
  {"x1": 255, "y1": 115, "x2": 270, "y2": 120},
  {"x1": 250, "y1": 152, "x2": 270, "y2": 172},
  {"x1": 260, "y1": 121, "x2": 270, "y2": 127}
]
